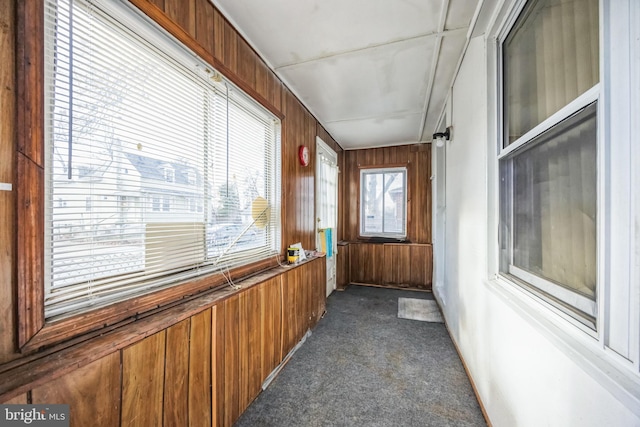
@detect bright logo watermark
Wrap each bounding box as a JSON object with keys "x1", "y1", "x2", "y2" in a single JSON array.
[{"x1": 1, "y1": 405, "x2": 69, "y2": 426}]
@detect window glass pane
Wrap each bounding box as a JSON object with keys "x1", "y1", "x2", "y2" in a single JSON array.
[
  {"x1": 360, "y1": 168, "x2": 406, "y2": 237},
  {"x1": 383, "y1": 172, "x2": 405, "y2": 234},
  {"x1": 501, "y1": 103, "x2": 597, "y2": 304},
  {"x1": 48, "y1": 0, "x2": 205, "y2": 290},
  {"x1": 207, "y1": 93, "x2": 273, "y2": 256},
  {"x1": 317, "y1": 154, "x2": 338, "y2": 230},
  {"x1": 503, "y1": 0, "x2": 599, "y2": 145},
  {"x1": 362, "y1": 173, "x2": 384, "y2": 234}
]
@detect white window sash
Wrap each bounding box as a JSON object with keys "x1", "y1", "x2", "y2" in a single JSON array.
[
  {"x1": 359, "y1": 167, "x2": 407, "y2": 238},
  {"x1": 498, "y1": 85, "x2": 600, "y2": 160},
  {"x1": 509, "y1": 265, "x2": 597, "y2": 318}
]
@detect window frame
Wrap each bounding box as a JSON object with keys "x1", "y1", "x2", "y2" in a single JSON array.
[
  {"x1": 15, "y1": 0, "x2": 284, "y2": 351},
  {"x1": 496, "y1": 0, "x2": 602, "y2": 332},
  {"x1": 487, "y1": 0, "x2": 640, "y2": 398},
  {"x1": 358, "y1": 166, "x2": 408, "y2": 239}
]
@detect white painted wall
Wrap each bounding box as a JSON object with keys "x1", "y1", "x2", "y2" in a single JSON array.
[{"x1": 435, "y1": 36, "x2": 640, "y2": 427}]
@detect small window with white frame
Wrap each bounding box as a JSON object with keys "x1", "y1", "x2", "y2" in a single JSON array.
[
  {"x1": 360, "y1": 167, "x2": 407, "y2": 238},
  {"x1": 498, "y1": 0, "x2": 599, "y2": 329}
]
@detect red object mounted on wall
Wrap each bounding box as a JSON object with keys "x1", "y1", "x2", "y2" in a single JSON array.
[{"x1": 298, "y1": 145, "x2": 310, "y2": 166}]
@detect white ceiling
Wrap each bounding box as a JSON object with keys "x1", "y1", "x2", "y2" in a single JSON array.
[{"x1": 214, "y1": 0, "x2": 485, "y2": 150}]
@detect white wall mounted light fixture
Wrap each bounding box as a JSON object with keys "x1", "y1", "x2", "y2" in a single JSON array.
[{"x1": 433, "y1": 126, "x2": 452, "y2": 148}]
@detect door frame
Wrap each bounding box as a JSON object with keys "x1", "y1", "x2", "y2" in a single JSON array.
[{"x1": 315, "y1": 136, "x2": 339, "y2": 296}]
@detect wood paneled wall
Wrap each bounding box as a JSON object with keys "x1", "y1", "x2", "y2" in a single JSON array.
[
  {"x1": 349, "y1": 243, "x2": 432, "y2": 290},
  {"x1": 0, "y1": 0, "x2": 335, "y2": 423},
  {"x1": 0, "y1": 257, "x2": 326, "y2": 427},
  {"x1": 282, "y1": 90, "x2": 316, "y2": 250},
  {"x1": 0, "y1": 0, "x2": 17, "y2": 363},
  {"x1": 343, "y1": 144, "x2": 431, "y2": 242},
  {"x1": 0, "y1": 0, "x2": 342, "y2": 364},
  {"x1": 341, "y1": 144, "x2": 433, "y2": 290}
]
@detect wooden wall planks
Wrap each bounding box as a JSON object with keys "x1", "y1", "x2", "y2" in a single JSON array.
[
  {"x1": 16, "y1": 0, "x2": 45, "y2": 167},
  {"x1": 213, "y1": 303, "x2": 225, "y2": 427},
  {"x1": 223, "y1": 295, "x2": 240, "y2": 426},
  {"x1": 3, "y1": 0, "x2": 336, "y2": 423},
  {"x1": 164, "y1": 319, "x2": 190, "y2": 427},
  {"x1": 312, "y1": 256, "x2": 326, "y2": 323},
  {"x1": 31, "y1": 352, "x2": 121, "y2": 427},
  {"x1": 282, "y1": 89, "x2": 316, "y2": 251},
  {"x1": 0, "y1": 257, "x2": 325, "y2": 427},
  {"x1": 164, "y1": 0, "x2": 195, "y2": 35},
  {"x1": 122, "y1": 332, "x2": 166, "y2": 427},
  {"x1": 336, "y1": 244, "x2": 350, "y2": 290},
  {"x1": 147, "y1": 0, "x2": 164, "y2": 9},
  {"x1": 189, "y1": 310, "x2": 212, "y2": 427},
  {"x1": 260, "y1": 278, "x2": 282, "y2": 380},
  {"x1": 349, "y1": 243, "x2": 432, "y2": 290},
  {"x1": 16, "y1": 154, "x2": 44, "y2": 348},
  {"x1": 0, "y1": 394, "x2": 27, "y2": 404},
  {"x1": 342, "y1": 144, "x2": 431, "y2": 243},
  {"x1": 341, "y1": 144, "x2": 433, "y2": 290},
  {"x1": 280, "y1": 270, "x2": 297, "y2": 357},
  {"x1": 0, "y1": 0, "x2": 16, "y2": 365},
  {"x1": 194, "y1": 0, "x2": 215, "y2": 56},
  {"x1": 239, "y1": 286, "x2": 262, "y2": 413}
]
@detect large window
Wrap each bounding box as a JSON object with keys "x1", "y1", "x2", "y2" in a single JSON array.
[
  {"x1": 43, "y1": 0, "x2": 281, "y2": 319},
  {"x1": 498, "y1": 0, "x2": 599, "y2": 328},
  {"x1": 360, "y1": 168, "x2": 407, "y2": 238}
]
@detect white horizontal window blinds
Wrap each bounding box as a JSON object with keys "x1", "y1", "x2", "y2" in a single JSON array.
[
  {"x1": 206, "y1": 86, "x2": 281, "y2": 267},
  {"x1": 43, "y1": 0, "x2": 281, "y2": 319}
]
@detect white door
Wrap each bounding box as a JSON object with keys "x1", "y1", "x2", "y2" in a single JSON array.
[{"x1": 316, "y1": 137, "x2": 339, "y2": 297}]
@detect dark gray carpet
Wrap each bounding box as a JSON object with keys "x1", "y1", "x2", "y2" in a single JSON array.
[{"x1": 235, "y1": 285, "x2": 486, "y2": 427}]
